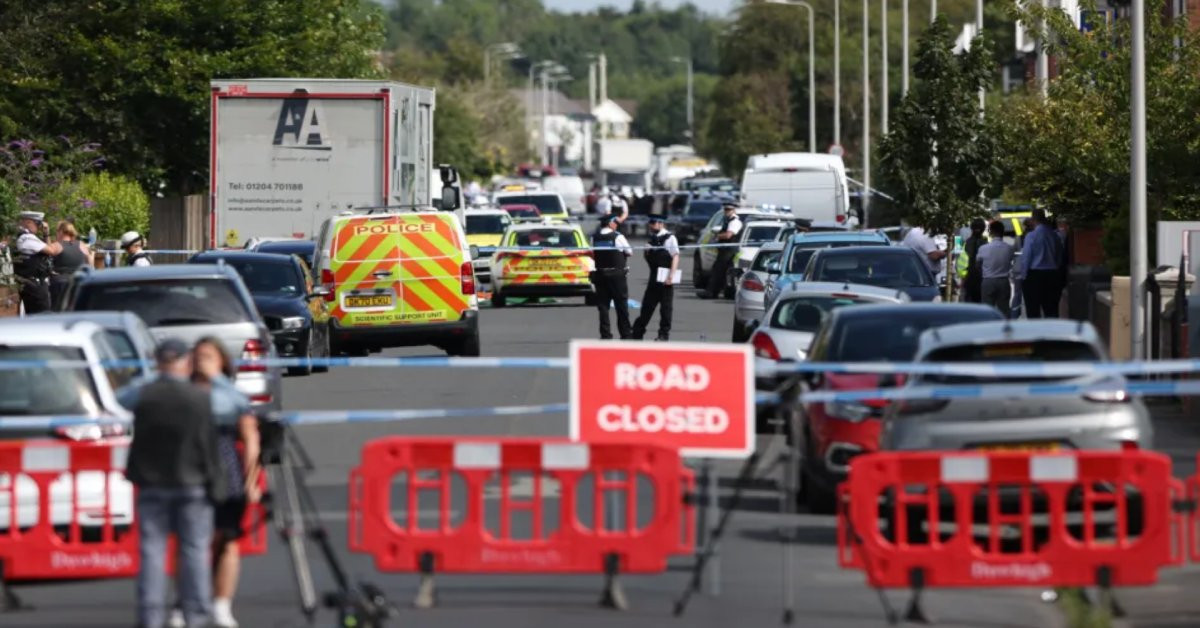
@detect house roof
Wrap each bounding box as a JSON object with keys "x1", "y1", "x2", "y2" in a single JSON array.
[{"x1": 510, "y1": 89, "x2": 591, "y2": 117}]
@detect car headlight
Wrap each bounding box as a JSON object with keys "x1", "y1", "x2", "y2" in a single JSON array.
[{"x1": 280, "y1": 316, "x2": 306, "y2": 330}]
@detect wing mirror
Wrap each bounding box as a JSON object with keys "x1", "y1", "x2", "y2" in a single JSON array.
[{"x1": 767, "y1": 261, "x2": 781, "y2": 273}]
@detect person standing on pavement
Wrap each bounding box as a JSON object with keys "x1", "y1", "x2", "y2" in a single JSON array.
[
  {"x1": 1019, "y1": 208, "x2": 1065, "y2": 319},
  {"x1": 631, "y1": 215, "x2": 679, "y2": 341},
  {"x1": 13, "y1": 211, "x2": 61, "y2": 314},
  {"x1": 121, "y1": 230, "x2": 152, "y2": 267},
  {"x1": 702, "y1": 203, "x2": 742, "y2": 298},
  {"x1": 976, "y1": 221, "x2": 1016, "y2": 318},
  {"x1": 122, "y1": 338, "x2": 224, "y2": 628},
  {"x1": 590, "y1": 213, "x2": 633, "y2": 339},
  {"x1": 191, "y1": 337, "x2": 260, "y2": 628},
  {"x1": 50, "y1": 220, "x2": 92, "y2": 310},
  {"x1": 958, "y1": 218, "x2": 986, "y2": 303},
  {"x1": 902, "y1": 226, "x2": 947, "y2": 279}
]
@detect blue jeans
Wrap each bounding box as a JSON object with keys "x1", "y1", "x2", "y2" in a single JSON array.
[{"x1": 137, "y1": 486, "x2": 213, "y2": 628}]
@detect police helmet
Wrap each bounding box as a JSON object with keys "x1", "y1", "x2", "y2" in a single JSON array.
[{"x1": 120, "y1": 231, "x2": 143, "y2": 249}]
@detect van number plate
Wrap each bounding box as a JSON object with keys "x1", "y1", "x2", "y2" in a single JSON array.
[{"x1": 345, "y1": 295, "x2": 393, "y2": 308}]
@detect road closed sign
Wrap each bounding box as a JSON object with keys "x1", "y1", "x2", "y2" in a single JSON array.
[{"x1": 569, "y1": 340, "x2": 754, "y2": 459}]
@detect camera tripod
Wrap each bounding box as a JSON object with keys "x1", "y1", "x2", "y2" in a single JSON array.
[{"x1": 258, "y1": 419, "x2": 396, "y2": 627}]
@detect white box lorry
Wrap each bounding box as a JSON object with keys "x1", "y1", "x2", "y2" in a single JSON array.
[
  {"x1": 209, "y1": 78, "x2": 435, "y2": 248},
  {"x1": 595, "y1": 138, "x2": 654, "y2": 192}
]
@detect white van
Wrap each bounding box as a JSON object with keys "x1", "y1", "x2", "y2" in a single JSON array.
[
  {"x1": 541, "y1": 175, "x2": 587, "y2": 215},
  {"x1": 741, "y1": 152, "x2": 852, "y2": 225}
]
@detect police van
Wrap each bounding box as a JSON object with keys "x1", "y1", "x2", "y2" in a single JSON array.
[{"x1": 312, "y1": 200, "x2": 480, "y2": 357}]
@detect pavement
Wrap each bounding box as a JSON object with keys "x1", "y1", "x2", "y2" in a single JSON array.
[{"x1": 5, "y1": 236, "x2": 1200, "y2": 627}]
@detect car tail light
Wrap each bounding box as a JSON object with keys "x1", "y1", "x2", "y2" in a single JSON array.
[
  {"x1": 742, "y1": 277, "x2": 765, "y2": 292},
  {"x1": 460, "y1": 261, "x2": 476, "y2": 295},
  {"x1": 320, "y1": 269, "x2": 336, "y2": 302},
  {"x1": 835, "y1": 214, "x2": 846, "y2": 223},
  {"x1": 240, "y1": 339, "x2": 267, "y2": 372},
  {"x1": 751, "y1": 332, "x2": 781, "y2": 360},
  {"x1": 250, "y1": 393, "x2": 273, "y2": 404},
  {"x1": 1120, "y1": 440, "x2": 1139, "y2": 451},
  {"x1": 55, "y1": 422, "x2": 128, "y2": 442}
]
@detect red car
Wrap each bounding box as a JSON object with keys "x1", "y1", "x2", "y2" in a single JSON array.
[
  {"x1": 500, "y1": 204, "x2": 541, "y2": 221},
  {"x1": 795, "y1": 303, "x2": 1003, "y2": 513}
]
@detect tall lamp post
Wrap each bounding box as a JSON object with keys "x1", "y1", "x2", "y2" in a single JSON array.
[
  {"x1": 863, "y1": 0, "x2": 872, "y2": 221},
  {"x1": 670, "y1": 56, "x2": 695, "y2": 143},
  {"x1": 485, "y1": 42, "x2": 521, "y2": 85},
  {"x1": 1131, "y1": 0, "x2": 1148, "y2": 359},
  {"x1": 528, "y1": 60, "x2": 556, "y2": 158},
  {"x1": 881, "y1": 0, "x2": 888, "y2": 135},
  {"x1": 540, "y1": 64, "x2": 570, "y2": 167},
  {"x1": 767, "y1": 0, "x2": 817, "y2": 152}
]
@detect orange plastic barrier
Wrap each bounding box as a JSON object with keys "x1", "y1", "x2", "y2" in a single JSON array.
[
  {"x1": 348, "y1": 438, "x2": 694, "y2": 575},
  {"x1": 838, "y1": 450, "x2": 1184, "y2": 589},
  {"x1": 0, "y1": 438, "x2": 139, "y2": 583}
]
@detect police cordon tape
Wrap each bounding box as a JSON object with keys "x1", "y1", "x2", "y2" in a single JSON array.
[
  {"x1": 98, "y1": 241, "x2": 753, "y2": 258},
  {"x1": 7, "y1": 355, "x2": 1200, "y2": 378}
]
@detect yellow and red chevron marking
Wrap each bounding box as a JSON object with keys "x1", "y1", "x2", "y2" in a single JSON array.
[{"x1": 330, "y1": 213, "x2": 470, "y2": 327}]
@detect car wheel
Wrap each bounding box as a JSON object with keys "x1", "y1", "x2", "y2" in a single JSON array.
[
  {"x1": 491, "y1": 293, "x2": 506, "y2": 308},
  {"x1": 312, "y1": 326, "x2": 330, "y2": 373},
  {"x1": 802, "y1": 433, "x2": 837, "y2": 514},
  {"x1": 583, "y1": 292, "x2": 596, "y2": 306},
  {"x1": 722, "y1": 282, "x2": 736, "y2": 300},
  {"x1": 452, "y1": 331, "x2": 481, "y2": 357},
  {"x1": 287, "y1": 331, "x2": 314, "y2": 377}
]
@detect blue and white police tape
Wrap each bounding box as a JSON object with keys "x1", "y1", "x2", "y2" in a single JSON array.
[
  {"x1": 763, "y1": 358, "x2": 1200, "y2": 378},
  {"x1": 0, "y1": 356, "x2": 571, "y2": 371},
  {"x1": 796, "y1": 377, "x2": 1200, "y2": 404}
]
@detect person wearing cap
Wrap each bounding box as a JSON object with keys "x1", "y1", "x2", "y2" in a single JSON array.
[
  {"x1": 701, "y1": 203, "x2": 742, "y2": 299},
  {"x1": 631, "y1": 214, "x2": 679, "y2": 341},
  {"x1": 13, "y1": 211, "x2": 62, "y2": 314},
  {"x1": 121, "y1": 230, "x2": 152, "y2": 267},
  {"x1": 590, "y1": 213, "x2": 633, "y2": 339},
  {"x1": 121, "y1": 338, "x2": 224, "y2": 628}
]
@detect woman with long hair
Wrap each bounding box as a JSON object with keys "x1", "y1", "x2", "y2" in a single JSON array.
[
  {"x1": 50, "y1": 220, "x2": 91, "y2": 310},
  {"x1": 186, "y1": 337, "x2": 260, "y2": 628}
]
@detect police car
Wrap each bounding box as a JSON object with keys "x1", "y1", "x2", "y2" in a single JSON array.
[
  {"x1": 312, "y1": 208, "x2": 481, "y2": 356},
  {"x1": 488, "y1": 220, "x2": 594, "y2": 308},
  {"x1": 463, "y1": 208, "x2": 513, "y2": 287}
]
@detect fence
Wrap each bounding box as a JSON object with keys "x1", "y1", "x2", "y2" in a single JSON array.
[{"x1": 148, "y1": 195, "x2": 208, "y2": 263}]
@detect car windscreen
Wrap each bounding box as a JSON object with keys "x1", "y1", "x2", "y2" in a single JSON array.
[
  {"x1": 499, "y1": 195, "x2": 566, "y2": 216},
  {"x1": 218, "y1": 260, "x2": 303, "y2": 296},
  {"x1": 751, "y1": 249, "x2": 783, "y2": 272},
  {"x1": 743, "y1": 225, "x2": 783, "y2": 244},
  {"x1": 686, "y1": 201, "x2": 722, "y2": 218},
  {"x1": 256, "y1": 241, "x2": 315, "y2": 263},
  {"x1": 829, "y1": 310, "x2": 1002, "y2": 362},
  {"x1": 787, "y1": 248, "x2": 816, "y2": 273},
  {"x1": 466, "y1": 214, "x2": 510, "y2": 234},
  {"x1": 606, "y1": 172, "x2": 644, "y2": 187},
  {"x1": 809, "y1": 251, "x2": 932, "y2": 288},
  {"x1": 770, "y1": 296, "x2": 873, "y2": 332},
  {"x1": 0, "y1": 346, "x2": 102, "y2": 416},
  {"x1": 75, "y1": 279, "x2": 254, "y2": 326},
  {"x1": 511, "y1": 229, "x2": 583, "y2": 248},
  {"x1": 918, "y1": 340, "x2": 1101, "y2": 384}
]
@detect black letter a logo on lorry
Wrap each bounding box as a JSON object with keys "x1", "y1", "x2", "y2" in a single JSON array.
[{"x1": 273, "y1": 98, "x2": 332, "y2": 150}]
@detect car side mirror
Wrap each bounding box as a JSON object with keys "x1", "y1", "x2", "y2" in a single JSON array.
[
  {"x1": 767, "y1": 261, "x2": 780, "y2": 273},
  {"x1": 308, "y1": 286, "x2": 331, "y2": 299},
  {"x1": 746, "y1": 319, "x2": 760, "y2": 334},
  {"x1": 441, "y1": 185, "x2": 461, "y2": 211},
  {"x1": 469, "y1": 245, "x2": 480, "y2": 260}
]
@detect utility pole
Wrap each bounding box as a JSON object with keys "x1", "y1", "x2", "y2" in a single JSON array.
[
  {"x1": 881, "y1": 0, "x2": 889, "y2": 135},
  {"x1": 1036, "y1": 0, "x2": 1049, "y2": 99},
  {"x1": 834, "y1": 0, "x2": 841, "y2": 146},
  {"x1": 589, "y1": 62, "x2": 597, "y2": 111},
  {"x1": 672, "y1": 56, "x2": 695, "y2": 142},
  {"x1": 902, "y1": 0, "x2": 910, "y2": 96},
  {"x1": 1131, "y1": 0, "x2": 1148, "y2": 359},
  {"x1": 863, "y1": 0, "x2": 871, "y2": 222},
  {"x1": 977, "y1": 0, "x2": 985, "y2": 113},
  {"x1": 599, "y1": 53, "x2": 608, "y2": 138}
]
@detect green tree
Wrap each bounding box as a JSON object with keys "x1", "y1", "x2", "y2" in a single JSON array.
[
  {"x1": 48, "y1": 172, "x2": 150, "y2": 240},
  {"x1": 0, "y1": 0, "x2": 385, "y2": 194},
  {"x1": 704, "y1": 73, "x2": 796, "y2": 174},
  {"x1": 633, "y1": 74, "x2": 716, "y2": 147},
  {"x1": 879, "y1": 16, "x2": 998, "y2": 237}
]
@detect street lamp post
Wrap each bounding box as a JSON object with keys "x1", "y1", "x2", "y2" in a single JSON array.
[
  {"x1": 767, "y1": 0, "x2": 817, "y2": 152},
  {"x1": 834, "y1": 0, "x2": 841, "y2": 146},
  {"x1": 902, "y1": 0, "x2": 909, "y2": 96},
  {"x1": 540, "y1": 65, "x2": 569, "y2": 167},
  {"x1": 528, "y1": 60, "x2": 556, "y2": 158},
  {"x1": 671, "y1": 56, "x2": 695, "y2": 143},
  {"x1": 881, "y1": 0, "x2": 889, "y2": 135},
  {"x1": 1131, "y1": 0, "x2": 1148, "y2": 359},
  {"x1": 485, "y1": 42, "x2": 521, "y2": 85},
  {"x1": 976, "y1": 0, "x2": 985, "y2": 112}
]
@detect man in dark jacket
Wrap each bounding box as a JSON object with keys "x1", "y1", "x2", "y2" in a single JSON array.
[{"x1": 122, "y1": 338, "x2": 225, "y2": 628}]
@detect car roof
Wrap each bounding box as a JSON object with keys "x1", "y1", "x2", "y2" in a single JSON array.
[
  {"x1": 744, "y1": 220, "x2": 790, "y2": 228},
  {"x1": 780, "y1": 281, "x2": 909, "y2": 301},
  {"x1": 24, "y1": 311, "x2": 142, "y2": 328},
  {"x1": 915, "y1": 319, "x2": 1103, "y2": 357},
  {"x1": 789, "y1": 230, "x2": 889, "y2": 244},
  {"x1": 506, "y1": 221, "x2": 581, "y2": 232},
  {"x1": 0, "y1": 319, "x2": 105, "y2": 344},
  {"x1": 255, "y1": 239, "x2": 314, "y2": 249},
  {"x1": 808, "y1": 244, "x2": 913, "y2": 258},
  {"x1": 192, "y1": 251, "x2": 297, "y2": 264},
  {"x1": 73, "y1": 263, "x2": 239, "y2": 283},
  {"x1": 756, "y1": 241, "x2": 786, "y2": 252},
  {"x1": 830, "y1": 302, "x2": 1000, "y2": 324},
  {"x1": 495, "y1": 190, "x2": 560, "y2": 197},
  {"x1": 464, "y1": 208, "x2": 510, "y2": 216}
]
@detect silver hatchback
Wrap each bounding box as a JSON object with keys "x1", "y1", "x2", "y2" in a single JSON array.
[{"x1": 880, "y1": 320, "x2": 1153, "y2": 453}]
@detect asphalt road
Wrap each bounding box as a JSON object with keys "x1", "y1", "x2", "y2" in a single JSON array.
[{"x1": 8, "y1": 236, "x2": 1200, "y2": 628}]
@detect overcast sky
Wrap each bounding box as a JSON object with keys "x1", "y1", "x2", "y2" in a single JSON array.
[{"x1": 541, "y1": 0, "x2": 739, "y2": 15}]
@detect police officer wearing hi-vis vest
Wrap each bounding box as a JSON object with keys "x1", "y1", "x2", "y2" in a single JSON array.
[
  {"x1": 590, "y1": 213, "x2": 633, "y2": 339},
  {"x1": 13, "y1": 211, "x2": 62, "y2": 315},
  {"x1": 631, "y1": 215, "x2": 678, "y2": 341}
]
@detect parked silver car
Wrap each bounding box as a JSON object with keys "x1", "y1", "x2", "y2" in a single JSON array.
[
  {"x1": 749, "y1": 282, "x2": 908, "y2": 388},
  {"x1": 732, "y1": 242, "x2": 785, "y2": 342},
  {"x1": 881, "y1": 319, "x2": 1153, "y2": 452},
  {"x1": 32, "y1": 311, "x2": 159, "y2": 382},
  {"x1": 65, "y1": 263, "x2": 283, "y2": 412}
]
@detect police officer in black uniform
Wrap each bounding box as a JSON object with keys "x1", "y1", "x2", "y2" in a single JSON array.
[
  {"x1": 13, "y1": 211, "x2": 62, "y2": 315},
  {"x1": 590, "y1": 213, "x2": 633, "y2": 339},
  {"x1": 703, "y1": 203, "x2": 742, "y2": 298},
  {"x1": 631, "y1": 215, "x2": 679, "y2": 341}
]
